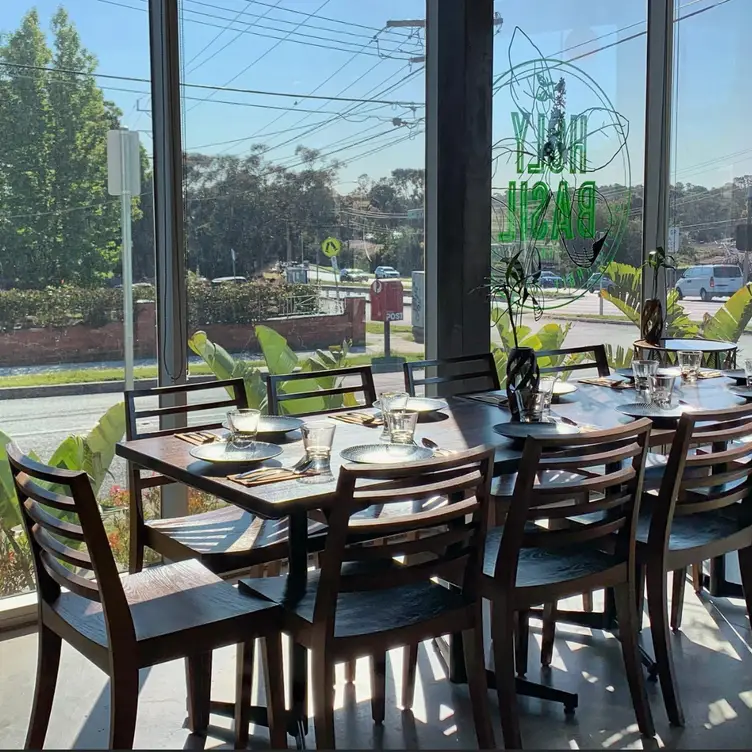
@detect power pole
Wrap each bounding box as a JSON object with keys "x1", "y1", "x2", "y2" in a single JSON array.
[
  {"x1": 286, "y1": 220, "x2": 292, "y2": 263},
  {"x1": 746, "y1": 186, "x2": 752, "y2": 283}
]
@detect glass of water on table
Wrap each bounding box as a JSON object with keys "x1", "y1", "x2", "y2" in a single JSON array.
[
  {"x1": 678, "y1": 350, "x2": 701, "y2": 384},
  {"x1": 301, "y1": 421, "x2": 336, "y2": 477},
  {"x1": 632, "y1": 359, "x2": 658, "y2": 403},
  {"x1": 378, "y1": 391, "x2": 409, "y2": 441},
  {"x1": 744, "y1": 359, "x2": 752, "y2": 386},
  {"x1": 226, "y1": 408, "x2": 260, "y2": 449}
]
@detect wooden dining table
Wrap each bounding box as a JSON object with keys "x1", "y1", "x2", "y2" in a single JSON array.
[{"x1": 115, "y1": 372, "x2": 747, "y2": 743}]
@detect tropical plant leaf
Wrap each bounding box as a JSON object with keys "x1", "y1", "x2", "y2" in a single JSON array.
[
  {"x1": 665, "y1": 289, "x2": 699, "y2": 338},
  {"x1": 0, "y1": 430, "x2": 21, "y2": 530},
  {"x1": 601, "y1": 261, "x2": 641, "y2": 327},
  {"x1": 255, "y1": 325, "x2": 299, "y2": 375},
  {"x1": 82, "y1": 402, "x2": 126, "y2": 494},
  {"x1": 605, "y1": 344, "x2": 634, "y2": 370},
  {"x1": 700, "y1": 283, "x2": 752, "y2": 343}
]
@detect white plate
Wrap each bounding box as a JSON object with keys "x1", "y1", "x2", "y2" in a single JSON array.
[
  {"x1": 493, "y1": 421, "x2": 580, "y2": 440},
  {"x1": 614, "y1": 402, "x2": 694, "y2": 421},
  {"x1": 372, "y1": 397, "x2": 448, "y2": 413},
  {"x1": 189, "y1": 441, "x2": 283, "y2": 464},
  {"x1": 340, "y1": 443, "x2": 434, "y2": 464},
  {"x1": 222, "y1": 415, "x2": 303, "y2": 439}
]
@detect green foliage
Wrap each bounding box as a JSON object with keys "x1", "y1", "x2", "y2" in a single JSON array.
[{"x1": 701, "y1": 284, "x2": 752, "y2": 343}]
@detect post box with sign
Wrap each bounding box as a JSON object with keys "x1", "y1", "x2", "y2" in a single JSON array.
[{"x1": 370, "y1": 279, "x2": 404, "y2": 360}]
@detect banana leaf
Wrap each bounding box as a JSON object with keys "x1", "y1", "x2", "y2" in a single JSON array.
[
  {"x1": 0, "y1": 430, "x2": 21, "y2": 530},
  {"x1": 601, "y1": 261, "x2": 642, "y2": 327},
  {"x1": 604, "y1": 344, "x2": 634, "y2": 370},
  {"x1": 700, "y1": 284, "x2": 752, "y2": 344}
]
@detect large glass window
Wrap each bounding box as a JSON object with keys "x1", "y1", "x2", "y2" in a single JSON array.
[
  {"x1": 0, "y1": 1, "x2": 156, "y2": 596},
  {"x1": 178, "y1": 0, "x2": 427, "y2": 402},
  {"x1": 491, "y1": 1, "x2": 647, "y2": 368}
]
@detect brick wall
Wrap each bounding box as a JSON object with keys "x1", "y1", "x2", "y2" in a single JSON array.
[{"x1": 0, "y1": 297, "x2": 365, "y2": 367}]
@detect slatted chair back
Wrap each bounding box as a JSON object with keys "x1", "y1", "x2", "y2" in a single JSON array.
[
  {"x1": 124, "y1": 378, "x2": 248, "y2": 441},
  {"x1": 403, "y1": 354, "x2": 500, "y2": 397},
  {"x1": 536, "y1": 344, "x2": 610, "y2": 377},
  {"x1": 650, "y1": 403, "x2": 752, "y2": 543},
  {"x1": 312, "y1": 446, "x2": 495, "y2": 629},
  {"x1": 266, "y1": 365, "x2": 377, "y2": 417},
  {"x1": 7, "y1": 444, "x2": 136, "y2": 649},
  {"x1": 493, "y1": 420, "x2": 652, "y2": 588}
]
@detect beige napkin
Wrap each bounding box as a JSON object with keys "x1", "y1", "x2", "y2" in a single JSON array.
[
  {"x1": 228, "y1": 467, "x2": 318, "y2": 487},
  {"x1": 175, "y1": 431, "x2": 219, "y2": 446},
  {"x1": 697, "y1": 370, "x2": 723, "y2": 379},
  {"x1": 578, "y1": 377, "x2": 633, "y2": 390},
  {"x1": 330, "y1": 412, "x2": 384, "y2": 426}
]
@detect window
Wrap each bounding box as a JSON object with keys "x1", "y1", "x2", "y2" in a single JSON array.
[{"x1": 0, "y1": 2, "x2": 156, "y2": 597}]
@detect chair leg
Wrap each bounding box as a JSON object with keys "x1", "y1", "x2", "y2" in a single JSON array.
[
  {"x1": 234, "y1": 641, "x2": 254, "y2": 750},
  {"x1": 646, "y1": 562, "x2": 685, "y2": 726},
  {"x1": 128, "y1": 471, "x2": 145, "y2": 575},
  {"x1": 514, "y1": 609, "x2": 530, "y2": 677},
  {"x1": 311, "y1": 646, "x2": 336, "y2": 750},
  {"x1": 463, "y1": 623, "x2": 495, "y2": 750},
  {"x1": 401, "y1": 644, "x2": 419, "y2": 710},
  {"x1": 635, "y1": 561, "x2": 646, "y2": 631},
  {"x1": 540, "y1": 601, "x2": 556, "y2": 668},
  {"x1": 670, "y1": 568, "x2": 686, "y2": 632},
  {"x1": 691, "y1": 562, "x2": 703, "y2": 594},
  {"x1": 370, "y1": 651, "x2": 387, "y2": 724},
  {"x1": 582, "y1": 591, "x2": 593, "y2": 612},
  {"x1": 344, "y1": 659, "x2": 357, "y2": 683},
  {"x1": 738, "y1": 546, "x2": 752, "y2": 628},
  {"x1": 261, "y1": 635, "x2": 289, "y2": 750},
  {"x1": 613, "y1": 582, "x2": 655, "y2": 738},
  {"x1": 109, "y1": 665, "x2": 140, "y2": 749},
  {"x1": 25, "y1": 624, "x2": 62, "y2": 750},
  {"x1": 491, "y1": 599, "x2": 522, "y2": 750},
  {"x1": 186, "y1": 652, "x2": 212, "y2": 735}
]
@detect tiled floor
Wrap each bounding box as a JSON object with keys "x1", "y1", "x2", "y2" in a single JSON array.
[{"x1": 0, "y1": 585, "x2": 750, "y2": 749}]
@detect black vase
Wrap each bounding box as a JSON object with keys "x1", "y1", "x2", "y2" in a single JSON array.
[
  {"x1": 506, "y1": 346, "x2": 540, "y2": 422},
  {"x1": 641, "y1": 298, "x2": 663, "y2": 346}
]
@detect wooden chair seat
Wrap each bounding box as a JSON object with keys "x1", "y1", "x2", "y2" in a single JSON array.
[
  {"x1": 47, "y1": 559, "x2": 279, "y2": 667},
  {"x1": 483, "y1": 526, "x2": 625, "y2": 597},
  {"x1": 242, "y1": 565, "x2": 467, "y2": 643}
]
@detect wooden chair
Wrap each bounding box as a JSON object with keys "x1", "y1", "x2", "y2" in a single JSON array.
[
  {"x1": 239, "y1": 447, "x2": 497, "y2": 749},
  {"x1": 125, "y1": 378, "x2": 291, "y2": 577},
  {"x1": 7, "y1": 444, "x2": 286, "y2": 750},
  {"x1": 536, "y1": 343, "x2": 610, "y2": 377},
  {"x1": 403, "y1": 353, "x2": 500, "y2": 397},
  {"x1": 266, "y1": 365, "x2": 377, "y2": 417},
  {"x1": 635, "y1": 403, "x2": 752, "y2": 727},
  {"x1": 480, "y1": 420, "x2": 655, "y2": 748}
]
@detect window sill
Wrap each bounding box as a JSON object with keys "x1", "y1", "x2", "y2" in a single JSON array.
[{"x1": 0, "y1": 592, "x2": 37, "y2": 634}]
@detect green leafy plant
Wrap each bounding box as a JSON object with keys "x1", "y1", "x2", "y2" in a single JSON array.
[{"x1": 645, "y1": 246, "x2": 675, "y2": 300}]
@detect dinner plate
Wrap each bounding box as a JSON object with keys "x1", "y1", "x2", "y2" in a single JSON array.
[
  {"x1": 340, "y1": 443, "x2": 434, "y2": 464},
  {"x1": 372, "y1": 397, "x2": 448, "y2": 413},
  {"x1": 728, "y1": 385, "x2": 752, "y2": 400},
  {"x1": 493, "y1": 421, "x2": 580, "y2": 440},
  {"x1": 222, "y1": 415, "x2": 303, "y2": 440},
  {"x1": 552, "y1": 381, "x2": 577, "y2": 397},
  {"x1": 616, "y1": 366, "x2": 681, "y2": 380},
  {"x1": 189, "y1": 441, "x2": 283, "y2": 464},
  {"x1": 614, "y1": 402, "x2": 695, "y2": 421},
  {"x1": 722, "y1": 369, "x2": 747, "y2": 384}
]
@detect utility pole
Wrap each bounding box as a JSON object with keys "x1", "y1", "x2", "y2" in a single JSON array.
[
  {"x1": 746, "y1": 186, "x2": 752, "y2": 283},
  {"x1": 286, "y1": 221, "x2": 292, "y2": 263}
]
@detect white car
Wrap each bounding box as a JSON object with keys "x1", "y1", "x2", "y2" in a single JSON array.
[
  {"x1": 675, "y1": 265, "x2": 743, "y2": 301},
  {"x1": 374, "y1": 266, "x2": 400, "y2": 279}
]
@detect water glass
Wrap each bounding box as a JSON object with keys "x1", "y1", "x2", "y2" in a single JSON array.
[
  {"x1": 677, "y1": 350, "x2": 702, "y2": 384},
  {"x1": 744, "y1": 359, "x2": 752, "y2": 387},
  {"x1": 226, "y1": 408, "x2": 260, "y2": 449},
  {"x1": 515, "y1": 390, "x2": 547, "y2": 423},
  {"x1": 301, "y1": 420, "x2": 336, "y2": 475},
  {"x1": 378, "y1": 391, "x2": 409, "y2": 441},
  {"x1": 632, "y1": 359, "x2": 658, "y2": 403},
  {"x1": 650, "y1": 374, "x2": 676, "y2": 408},
  {"x1": 386, "y1": 409, "x2": 419, "y2": 444},
  {"x1": 538, "y1": 377, "x2": 558, "y2": 417}
]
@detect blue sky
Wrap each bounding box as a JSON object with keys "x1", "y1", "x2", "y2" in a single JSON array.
[{"x1": 1, "y1": 0, "x2": 749, "y2": 193}]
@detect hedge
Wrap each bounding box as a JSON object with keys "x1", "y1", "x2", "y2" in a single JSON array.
[{"x1": 0, "y1": 280, "x2": 317, "y2": 332}]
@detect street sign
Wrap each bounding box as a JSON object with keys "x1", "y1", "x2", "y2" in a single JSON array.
[
  {"x1": 107, "y1": 129, "x2": 141, "y2": 196},
  {"x1": 370, "y1": 279, "x2": 404, "y2": 322},
  {"x1": 321, "y1": 236, "x2": 341, "y2": 258},
  {"x1": 331, "y1": 256, "x2": 339, "y2": 272}
]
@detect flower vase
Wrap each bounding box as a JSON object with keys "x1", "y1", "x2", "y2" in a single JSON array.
[
  {"x1": 641, "y1": 298, "x2": 663, "y2": 346},
  {"x1": 506, "y1": 346, "x2": 540, "y2": 422}
]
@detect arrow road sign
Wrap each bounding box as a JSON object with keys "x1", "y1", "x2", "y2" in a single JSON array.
[{"x1": 321, "y1": 236, "x2": 341, "y2": 258}]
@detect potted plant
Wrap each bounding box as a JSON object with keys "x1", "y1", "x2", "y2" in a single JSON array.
[
  {"x1": 641, "y1": 246, "x2": 674, "y2": 346},
  {"x1": 490, "y1": 249, "x2": 542, "y2": 421}
]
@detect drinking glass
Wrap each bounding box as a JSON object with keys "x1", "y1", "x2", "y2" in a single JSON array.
[
  {"x1": 538, "y1": 377, "x2": 558, "y2": 417},
  {"x1": 378, "y1": 391, "x2": 409, "y2": 441},
  {"x1": 677, "y1": 350, "x2": 701, "y2": 384},
  {"x1": 301, "y1": 421, "x2": 336, "y2": 475},
  {"x1": 650, "y1": 374, "x2": 676, "y2": 408},
  {"x1": 226, "y1": 408, "x2": 260, "y2": 449},
  {"x1": 632, "y1": 360, "x2": 658, "y2": 404},
  {"x1": 744, "y1": 359, "x2": 752, "y2": 387},
  {"x1": 515, "y1": 390, "x2": 547, "y2": 423},
  {"x1": 386, "y1": 409, "x2": 419, "y2": 444}
]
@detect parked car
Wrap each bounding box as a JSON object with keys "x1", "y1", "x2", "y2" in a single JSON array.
[
  {"x1": 674, "y1": 264, "x2": 743, "y2": 301},
  {"x1": 211, "y1": 276, "x2": 247, "y2": 286},
  {"x1": 538, "y1": 271, "x2": 564, "y2": 288},
  {"x1": 374, "y1": 265, "x2": 400, "y2": 279},
  {"x1": 586, "y1": 273, "x2": 615, "y2": 293},
  {"x1": 339, "y1": 268, "x2": 369, "y2": 282}
]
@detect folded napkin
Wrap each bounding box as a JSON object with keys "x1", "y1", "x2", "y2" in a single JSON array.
[
  {"x1": 175, "y1": 431, "x2": 219, "y2": 446},
  {"x1": 431, "y1": 447, "x2": 456, "y2": 458},
  {"x1": 578, "y1": 377, "x2": 633, "y2": 390},
  {"x1": 697, "y1": 370, "x2": 723, "y2": 379},
  {"x1": 330, "y1": 412, "x2": 384, "y2": 426},
  {"x1": 228, "y1": 467, "x2": 318, "y2": 487},
  {"x1": 464, "y1": 393, "x2": 508, "y2": 407}
]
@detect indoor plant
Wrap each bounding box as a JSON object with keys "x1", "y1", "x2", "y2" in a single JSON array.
[{"x1": 641, "y1": 246, "x2": 674, "y2": 345}]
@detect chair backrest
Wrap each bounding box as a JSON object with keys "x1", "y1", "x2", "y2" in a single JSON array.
[
  {"x1": 493, "y1": 419, "x2": 652, "y2": 590},
  {"x1": 7, "y1": 444, "x2": 136, "y2": 650},
  {"x1": 536, "y1": 344, "x2": 610, "y2": 377},
  {"x1": 125, "y1": 378, "x2": 248, "y2": 440},
  {"x1": 266, "y1": 365, "x2": 377, "y2": 417},
  {"x1": 312, "y1": 446, "x2": 495, "y2": 634},
  {"x1": 651, "y1": 403, "x2": 752, "y2": 547},
  {"x1": 403, "y1": 354, "x2": 500, "y2": 397}
]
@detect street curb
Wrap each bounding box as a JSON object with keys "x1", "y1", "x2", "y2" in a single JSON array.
[
  {"x1": 542, "y1": 314, "x2": 635, "y2": 327},
  {"x1": 0, "y1": 374, "x2": 217, "y2": 401}
]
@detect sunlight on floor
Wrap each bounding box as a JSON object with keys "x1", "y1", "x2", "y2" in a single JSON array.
[{"x1": 706, "y1": 698, "x2": 738, "y2": 727}]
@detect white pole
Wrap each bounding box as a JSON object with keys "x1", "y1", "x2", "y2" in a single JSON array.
[{"x1": 120, "y1": 136, "x2": 135, "y2": 391}]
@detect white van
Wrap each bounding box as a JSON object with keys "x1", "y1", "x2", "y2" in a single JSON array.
[{"x1": 675, "y1": 265, "x2": 743, "y2": 301}]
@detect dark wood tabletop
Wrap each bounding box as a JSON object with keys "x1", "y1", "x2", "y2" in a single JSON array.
[{"x1": 116, "y1": 375, "x2": 745, "y2": 520}]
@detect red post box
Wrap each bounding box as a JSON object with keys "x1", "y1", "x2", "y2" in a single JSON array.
[{"x1": 370, "y1": 279, "x2": 404, "y2": 322}]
